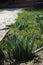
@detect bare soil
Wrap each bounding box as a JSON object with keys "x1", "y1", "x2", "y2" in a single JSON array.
[{"x1": 2, "y1": 51, "x2": 43, "y2": 65}]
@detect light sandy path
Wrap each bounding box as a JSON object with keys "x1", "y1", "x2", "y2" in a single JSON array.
[{"x1": 0, "y1": 8, "x2": 23, "y2": 41}]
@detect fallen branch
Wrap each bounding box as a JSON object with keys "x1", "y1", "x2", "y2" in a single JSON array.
[{"x1": 33, "y1": 47, "x2": 43, "y2": 53}]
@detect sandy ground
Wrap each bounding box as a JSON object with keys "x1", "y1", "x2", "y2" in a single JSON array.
[{"x1": 0, "y1": 8, "x2": 23, "y2": 41}]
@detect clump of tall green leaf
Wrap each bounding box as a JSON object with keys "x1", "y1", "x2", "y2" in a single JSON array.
[
  {"x1": 4, "y1": 11, "x2": 43, "y2": 60},
  {"x1": 36, "y1": 14, "x2": 43, "y2": 33}
]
